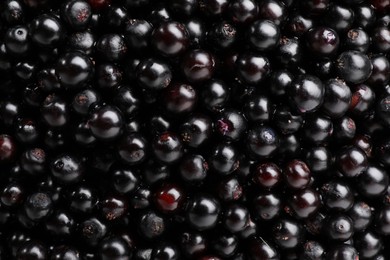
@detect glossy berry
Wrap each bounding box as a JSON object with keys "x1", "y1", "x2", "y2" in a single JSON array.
[
  {"x1": 325, "y1": 214, "x2": 354, "y2": 241},
  {"x1": 236, "y1": 53, "x2": 270, "y2": 84},
  {"x1": 56, "y1": 51, "x2": 93, "y2": 88},
  {"x1": 139, "y1": 211, "x2": 165, "y2": 239},
  {"x1": 51, "y1": 245, "x2": 80, "y2": 260},
  {"x1": 180, "y1": 232, "x2": 206, "y2": 257},
  {"x1": 181, "y1": 49, "x2": 215, "y2": 83},
  {"x1": 306, "y1": 27, "x2": 340, "y2": 56},
  {"x1": 321, "y1": 181, "x2": 354, "y2": 211},
  {"x1": 72, "y1": 89, "x2": 100, "y2": 115},
  {"x1": 337, "y1": 146, "x2": 368, "y2": 178},
  {"x1": 118, "y1": 133, "x2": 148, "y2": 165},
  {"x1": 253, "y1": 193, "x2": 281, "y2": 220},
  {"x1": 61, "y1": 0, "x2": 92, "y2": 30},
  {"x1": 252, "y1": 162, "x2": 281, "y2": 189},
  {"x1": 247, "y1": 126, "x2": 279, "y2": 158},
  {"x1": 289, "y1": 188, "x2": 320, "y2": 218},
  {"x1": 153, "y1": 132, "x2": 183, "y2": 164},
  {"x1": 124, "y1": 19, "x2": 153, "y2": 50},
  {"x1": 16, "y1": 241, "x2": 47, "y2": 260},
  {"x1": 322, "y1": 78, "x2": 352, "y2": 118},
  {"x1": 152, "y1": 243, "x2": 180, "y2": 260},
  {"x1": 216, "y1": 110, "x2": 247, "y2": 141},
  {"x1": 25, "y1": 192, "x2": 52, "y2": 221},
  {"x1": 247, "y1": 237, "x2": 279, "y2": 260},
  {"x1": 357, "y1": 165, "x2": 389, "y2": 197},
  {"x1": 187, "y1": 194, "x2": 220, "y2": 231},
  {"x1": 224, "y1": 204, "x2": 249, "y2": 233},
  {"x1": 154, "y1": 183, "x2": 184, "y2": 213},
  {"x1": 80, "y1": 217, "x2": 107, "y2": 246},
  {"x1": 300, "y1": 241, "x2": 325, "y2": 260},
  {"x1": 345, "y1": 28, "x2": 370, "y2": 52},
  {"x1": 1, "y1": 182, "x2": 24, "y2": 207},
  {"x1": 326, "y1": 245, "x2": 359, "y2": 260},
  {"x1": 179, "y1": 154, "x2": 208, "y2": 182},
  {"x1": 229, "y1": 0, "x2": 259, "y2": 24},
  {"x1": 30, "y1": 14, "x2": 63, "y2": 46},
  {"x1": 336, "y1": 51, "x2": 372, "y2": 84},
  {"x1": 4, "y1": 25, "x2": 30, "y2": 56},
  {"x1": 20, "y1": 148, "x2": 46, "y2": 175},
  {"x1": 163, "y1": 83, "x2": 197, "y2": 113},
  {"x1": 248, "y1": 20, "x2": 280, "y2": 51},
  {"x1": 112, "y1": 168, "x2": 138, "y2": 194},
  {"x1": 285, "y1": 160, "x2": 311, "y2": 189},
  {"x1": 137, "y1": 58, "x2": 172, "y2": 90},
  {"x1": 348, "y1": 201, "x2": 372, "y2": 232},
  {"x1": 51, "y1": 154, "x2": 85, "y2": 183},
  {"x1": 209, "y1": 143, "x2": 239, "y2": 175},
  {"x1": 89, "y1": 105, "x2": 123, "y2": 140},
  {"x1": 0, "y1": 134, "x2": 17, "y2": 163},
  {"x1": 96, "y1": 34, "x2": 128, "y2": 62},
  {"x1": 69, "y1": 186, "x2": 98, "y2": 213},
  {"x1": 152, "y1": 22, "x2": 189, "y2": 56},
  {"x1": 354, "y1": 231, "x2": 383, "y2": 259},
  {"x1": 100, "y1": 196, "x2": 128, "y2": 221},
  {"x1": 288, "y1": 75, "x2": 324, "y2": 113},
  {"x1": 272, "y1": 218, "x2": 302, "y2": 249},
  {"x1": 325, "y1": 4, "x2": 354, "y2": 31},
  {"x1": 45, "y1": 210, "x2": 75, "y2": 236}
]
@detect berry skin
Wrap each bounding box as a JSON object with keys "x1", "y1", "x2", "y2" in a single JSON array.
[
  {"x1": 252, "y1": 162, "x2": 281, "y2": 189},
  {"x1": 337, "y1": 146, "x2": 368, "y2": 178},
  {"x1": 152, "y1": 21, "x2": 189, "y2": 56},
  {"x1": 137, "y1": 58, "x2": 172, "y2": 90},
  {"x1": 248, "y1": 20, "x2": 280, "y2": 51},
  {"x1": 247, "y1": 126, "x2": 279, "y2": 158},
  {"x1": 154, "y1": 183, "x2": 184, "y2": 213},
  {"x1": 187, "y1": 194, "x2": 220, "y2": 231},
  {"x1": 181, "y1": 49, "x2": 216, "y2": 83},
  {"x1": 321, "y1": 181, "x2": 354, "y2": 211},
  {"x1": 4, "y1": 25, "x2": 30, "y2": 56},
  {"x1": 285, "y1": 160, "x2": 311, "y2": 189},
  {"x1": 24, "y1": 192, "x2": 53, "y2": 221},
  {"x1": 153, "y1": 132, "x2": 183, "y2": 164},
  {"x1": 272, "y1": 218, "x2": 302, "y2": 249},
  {"x1": 89, "y1": 105, "x2": 123, "y2": 140},
  {"x1": 139, "y1": 211, "x2": 165, "y2": 239},
  {"x1": 30, "y1": 14, "x2": 63, "y2": 46},
  {"x1": 306, "y1": 27, "x2": 339, "y2": 56},
  {"x1": 0, "y1": 134, "x2": 17, "y2": 163},
  {"x1": 236, "y1": 53, "x2": 270, "y2": 84},
  {"x1": 288, "y1": 74, "x2": 324, "y2": 113},
  {"x1": 209, "y1": 143, "x2": 239, "y2": 175},
  {"x1": 96, "y1": 34, "x2": 128, "y2": 62},
  {"x1": 61, "y1": 0, "x2": 92, "y2": 30},
  {"x1": 163, "y1": 82, "x2": 197, "y2": 114},
  {"x1": 322, "y1": 79, "x2": 352, "y2": 118},
  {"x1": 289, "y1": 188, "x2": 320, "y2": 218},
  {"x1": 336, "y1": 51, "x2": 373, "y2": 84},
  {"x1": 179, "y1": 154, "x2": 208, "y2": 182},
  {"x1": 117, "y1": 133, "x2": 148, "y2": 165},
  {"x1": 51, "y1": 154, "x2": 85, "y2": 183},
  {"x1": 56, "y1": 51, "x2": 93, "y2": 89}
]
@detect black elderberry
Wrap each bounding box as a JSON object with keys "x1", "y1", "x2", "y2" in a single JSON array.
[
  {"x1": 61, "y1": 0, "x2": 92, "y2": 30},
  {"x1": 96, "y1": 34, "x2": 128, "y2": 62},
  {"x1": 336, "y1": 51, "x2": 373, "y2": 84},
  {"x1": 56, "y1": 51, "x2": 93, "y2": 89},
  {"x1": 187, "y1": 194, "x2": 220, "y2": 231},
  {"x1": 288, "y1": 74, "x2": 324, "y2": 113}
]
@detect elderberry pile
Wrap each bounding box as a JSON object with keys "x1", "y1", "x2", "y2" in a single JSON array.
[{"x1": 1, "y1": 0, "x2": 390, "y2": 259}]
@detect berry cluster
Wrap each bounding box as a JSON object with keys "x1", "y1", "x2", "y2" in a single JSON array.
[{"x1": 1, "y1": 0, "x2": 390, "y2": 259}]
